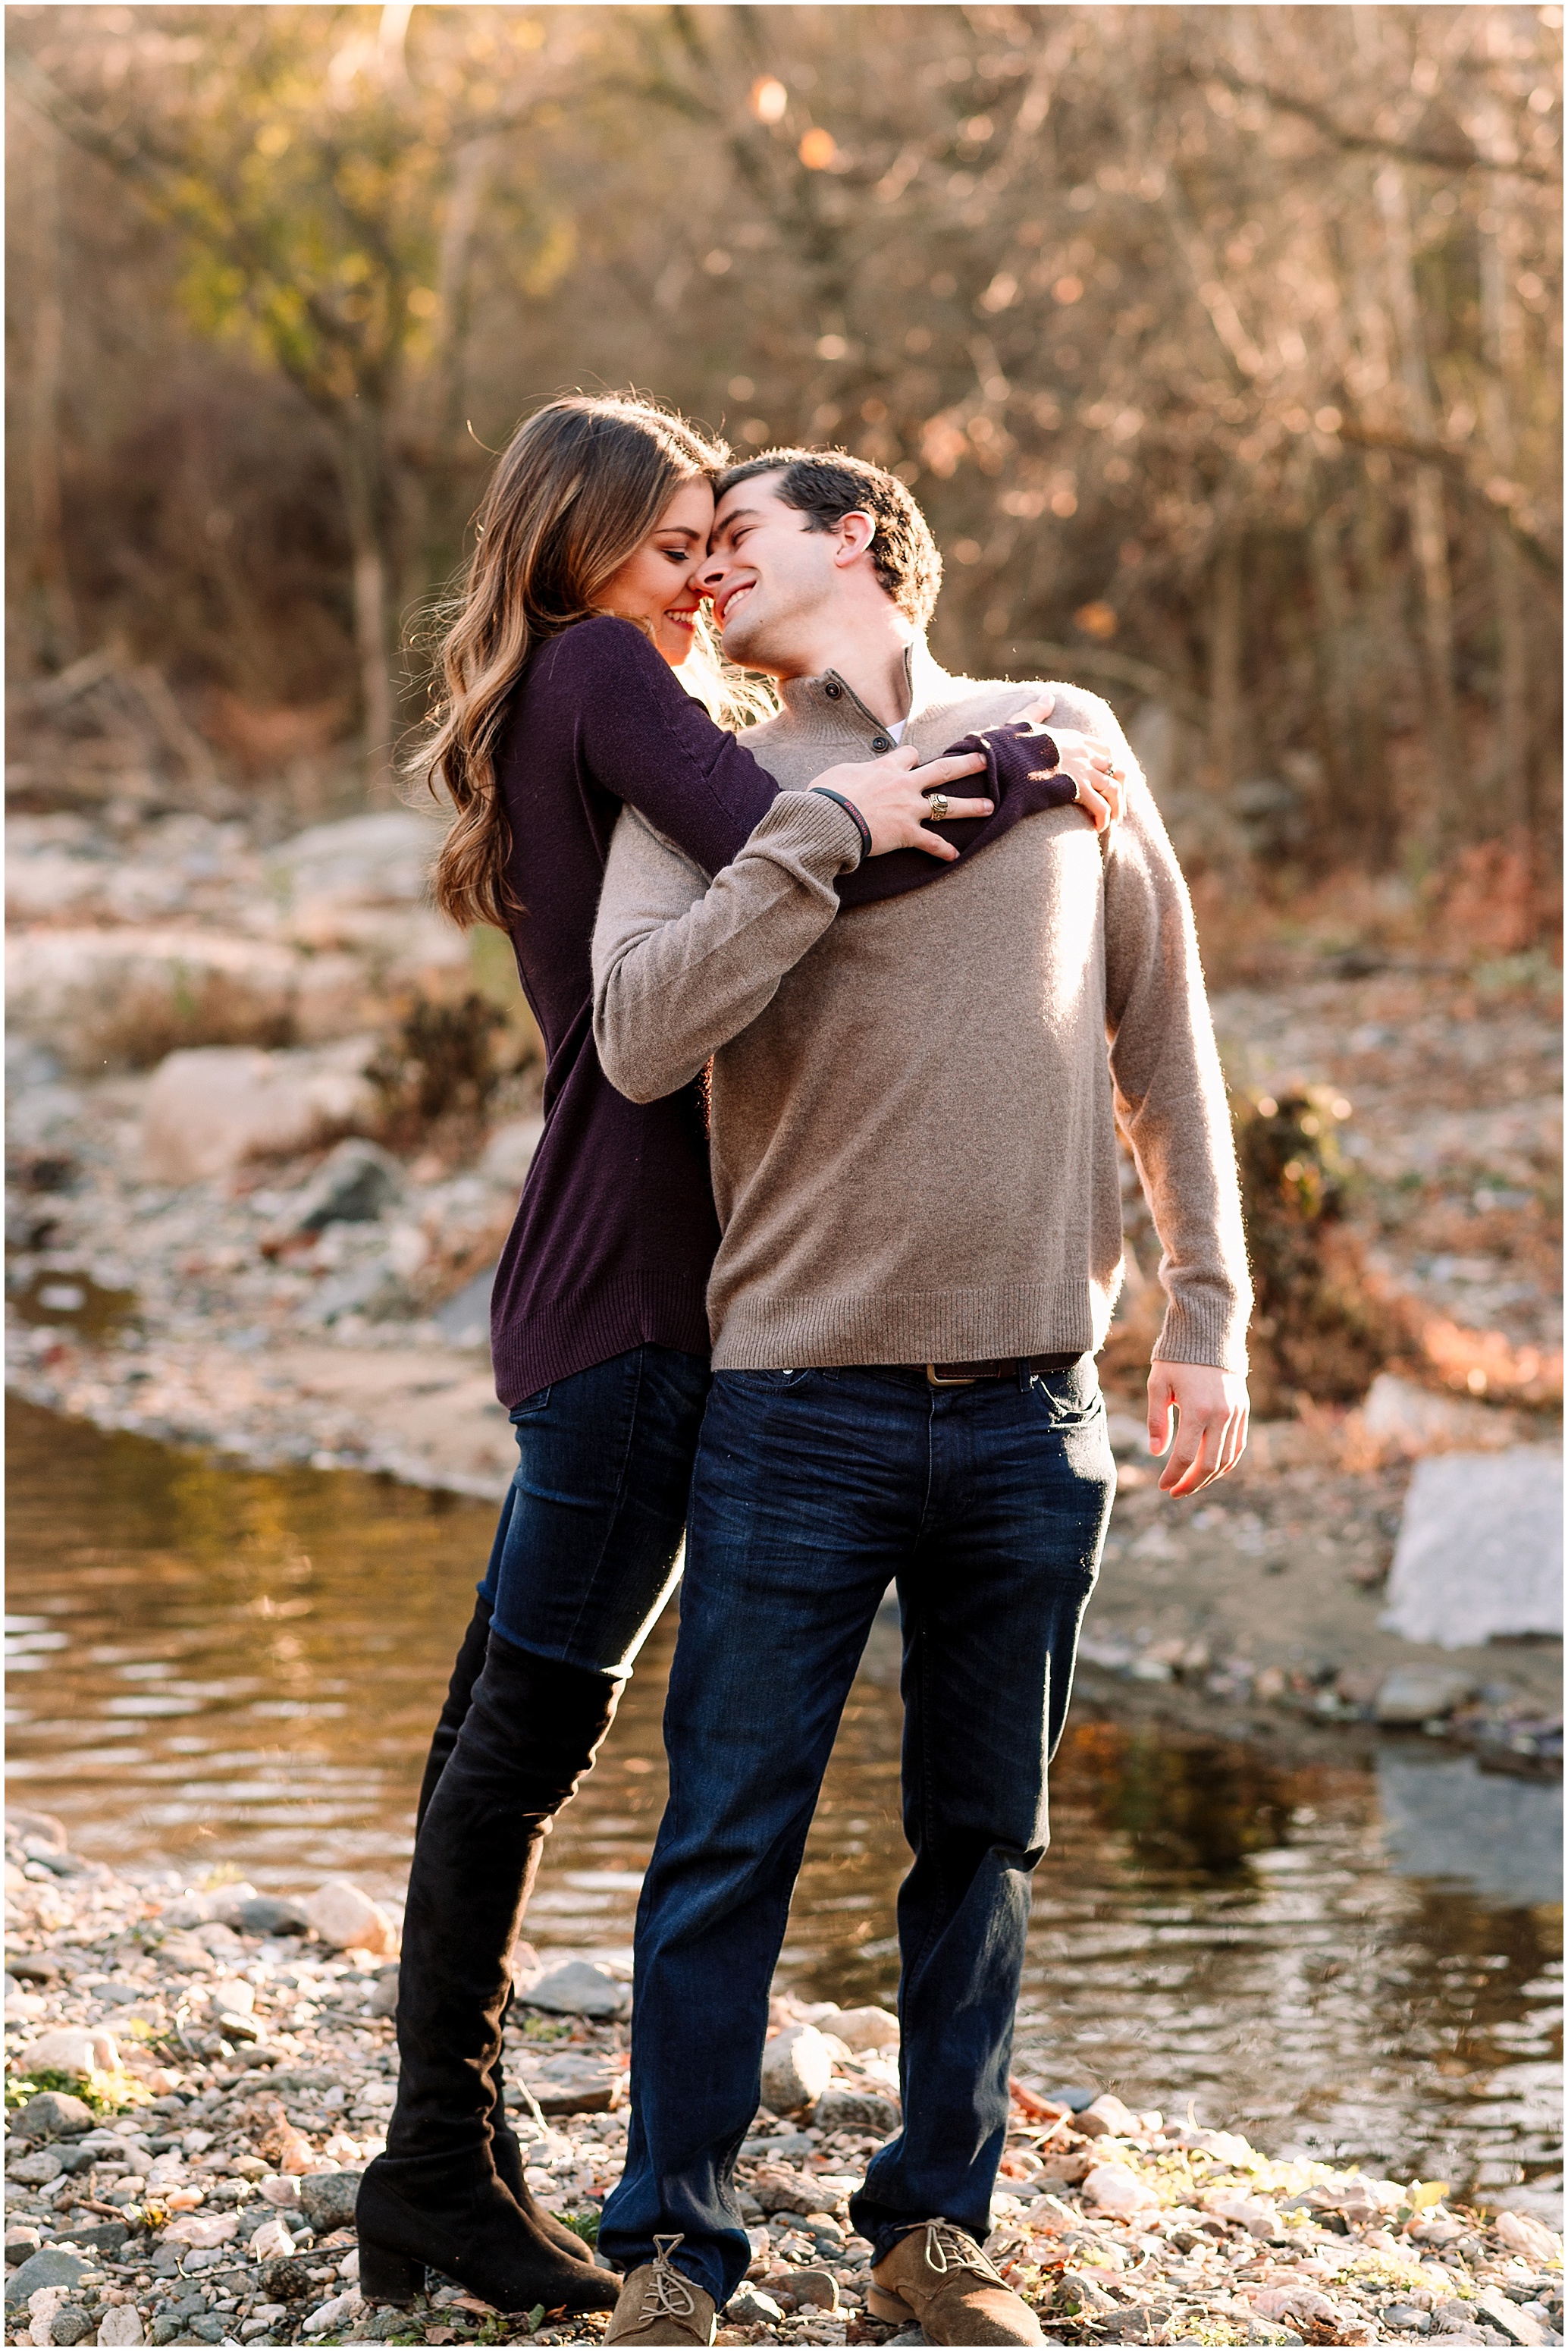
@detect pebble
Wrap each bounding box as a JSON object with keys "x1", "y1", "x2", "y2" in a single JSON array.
[
  {"x1": 760, "y1": 2023, "x2": 834, "y2": 2117},
  {"x1": 5, "y1": 1835, "x2": 1563, "y2": 2349},
  {"x1": 518, "y1": 1960, "x2": 629, "y2": 2021}
]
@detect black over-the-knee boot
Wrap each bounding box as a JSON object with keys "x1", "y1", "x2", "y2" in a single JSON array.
[
  {"x1": 357, "y1": 1634, "x2": 622, "y2": 2313},
  {"x1": 408, "y1": 1596, "x2": 591, "y2": 2262}
]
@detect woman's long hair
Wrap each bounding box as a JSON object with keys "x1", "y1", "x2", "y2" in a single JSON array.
[{"x1": 424, "y1": 394, "x2": 745, "y2": 931}]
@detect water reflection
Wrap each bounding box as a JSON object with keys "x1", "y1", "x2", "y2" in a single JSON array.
[{"x1": 5, "y1": 1398, "x2": 1561, "y2": 2204}]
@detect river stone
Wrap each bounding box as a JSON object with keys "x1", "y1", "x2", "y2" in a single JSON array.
[
  {"x1": 303, "y1": 1881, "x2": 395, "y2": 1954},
  {"x1": 52, "y1": 2225, "x2": 127, "y2": 2258},
  {"x1": 14, "y1": 2091, "x2": 93, "y2": 2141},
  {"x1": 1375, "y1": 1666, "x2": 1478, "y2": 1725},
  {"x1": 52, "y1": 2309, "x2": 96, "y2": 2344},
  {"x1": 727, "y1": 2286, "x2": 786, "y2": 2325},
  {"x1": 1381, "y1": 1447, "x2": 1563, "y2": 1648},
  {"x1": 15, "y1": 2026, "x2": 119, "y2": 2079},
  {"x1": 1076, "y1": 2092, "x2": 1141, "y2": 2138},
  {"x1": 234, "y1": 1894, "x2": 312, "y2": 1938},
  {"x1": 1083, "y1": 2162, "x2": 1160, "y2": 2216},
  {"x1": 779, "y1": 2271, "x2": 840, "y2": 2313},
  {"x1": 96, "y1": 2307, "x2": 145, "y2": 2346},
  {"x1": 5, "y1": 2250, "x2": 87, "y2": 2308},
  {"x1": 299, "y1": 2169, "x2": 362, "y2": 2233},
  {"x1": 10, "y1": 2148, "x2": 67, "y2": 2184},
  {"x1": 829, "y1": 2004, "x2": 899, "y2": 2053},
  {"x1": 519, "y1": 1960, "x2": 629, "y2": 2020},
  {"x1": 287, "y1": 1140, "x2": 403, "y2": 1235},
  {"x1": 760, "y1": 2023, "x2": 833, "y2": 2116},
  {"x1": 813, "y1": 2085, "x2": 901, "y2": 2136},
  {"x1": 366, "y1": 1963, "x2": 399, "y2": 2017},
  {"x1": 139, "y1": 1041, "x2": 378, "y2": 1185}
]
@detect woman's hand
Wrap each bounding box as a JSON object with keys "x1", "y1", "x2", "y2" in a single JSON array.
[
  {"x1": 811, "y1": 746, "x2": 993, "y2": 861},
  {"x1": 1011, "y1": 690, "x2": 1127, "y2": 834}
]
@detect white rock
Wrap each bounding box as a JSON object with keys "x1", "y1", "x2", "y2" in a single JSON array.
[
  {"x1": 5, "y1": 928, "x2": 312, "y2": 1072},
  {"x1": 1382, "y1": 1447, "x2": 1563, "y2": 1648},
  {"x1": 161, "y1": 2213, "x2": 239, "y2": 2249},
  {"x1": 479, "y1": 1117, "x2": 546, "y2": 1187},
  {"x1": 1203, "y1": 2189, "x2": 1277, "y2": 2236},
  {"x1": 1362, "y1": 1373, "x2": 1523, "y2": 1457},
  {"x1": 249, "y1": 2214, "x2": 296, "y2": 2262},
  {"x1": 760, "y1": 2023, "x2": 834, "y2": 2116},
  {"x1": 211, "y1": 1977, "x2": 256, "y2": 2016},
  {"x1": 258, "y1": 2175, "x2": 301, "y2": 2208},
  {"x1": 830, "y1": 2005, "x2": 900, "y2": 2053},
  {"x1": 265, "y1": 812, "x2": 437, "y2": 921},
  {"x1": 140, "y1": 1040, "x2": 380, "y2": 1184},
  {"x1": 1077, "y1": 2092, "x2": 1141, "y2": 2138},
  {"x1": 1082, "y1": 2161, "x2": 1160, "y2": 2215},
  {"x1": 303, "y1": 1880, "x2": 397, "y2": 1954},
  {"x1": 96, "y1": 2307, "x2": 145, "y2": 2346},
  {"x1": 14, "y1": 2025, "x2": 118, "y2": 2079},
  {"x1": 303, "y1": 2289, "x2": 362, "y2": 2335},
  {"x1": 27, "y1": 2288, "x2": 68, "y2": 2347},
  {"x1": 1497, "y1": 2211, "x2": 1563, "y2": 2265}
]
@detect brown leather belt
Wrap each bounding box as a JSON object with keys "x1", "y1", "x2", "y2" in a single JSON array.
[{"x1": 923, "y1": 1354, "x2": 1083, "y2": 1387}]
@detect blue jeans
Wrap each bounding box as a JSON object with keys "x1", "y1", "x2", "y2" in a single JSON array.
[
  {"x1": 476, "y1": 1344, "x2": 710, "y2": 1677},
  {"x1": 598, "y1": 1359, "x2": 1114, "y2": 2305}
]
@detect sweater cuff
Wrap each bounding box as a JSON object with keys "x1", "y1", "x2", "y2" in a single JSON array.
[
  {"x1": 1150, "y1": 1292, "x2": 1252, "y2": 1376},
  {"x1": 764, "y1": 787, "x2": 866, "y2": 872}
]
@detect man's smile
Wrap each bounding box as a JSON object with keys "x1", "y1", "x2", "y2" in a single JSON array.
[{"x1": 715, "y1": 579, "x2": 757, "y2": 628}]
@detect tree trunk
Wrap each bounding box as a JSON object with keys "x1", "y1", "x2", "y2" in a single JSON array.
[
  {"x1": 25, "y1": 121, "x2": 77, "y2": 664},
  {"x1": 1207, "y1": 536, "x2": 1243, "y2": 794},
  {"x1": 1375, "y1": 165, "x2": 1460, "y2": 818},
  {"x1": 334, "y1": 409, "x2": 397, "y2": 783}
]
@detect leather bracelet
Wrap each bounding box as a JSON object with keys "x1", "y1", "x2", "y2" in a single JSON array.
[{"x1": 811, "y1": 786, "x2": 872, "y2": 863}]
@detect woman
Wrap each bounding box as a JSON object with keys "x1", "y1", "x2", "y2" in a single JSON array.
[{"x1": 356, "y1": 395, "x2": 1121, "y2": 2315}]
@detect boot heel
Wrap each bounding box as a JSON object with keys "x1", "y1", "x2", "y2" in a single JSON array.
[
  {"x1": 867, "y1": 2287, "x2": 916, "y2": 2324},
  {"x1": 358, "y1": 2241, "x2": 425, "y2": 2305}
]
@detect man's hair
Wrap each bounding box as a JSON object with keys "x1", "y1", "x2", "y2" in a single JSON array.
[{"x1": 716, "y1": 449, "x2": 943, "y2": 627}]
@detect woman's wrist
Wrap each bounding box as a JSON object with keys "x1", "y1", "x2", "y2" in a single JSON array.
[{"x1": 809, "y1": 786, "x2": 872, "y2": 864}]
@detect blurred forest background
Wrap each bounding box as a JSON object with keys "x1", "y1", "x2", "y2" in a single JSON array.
[{"x1": 6, "y1": 1, "x2": 1563, "y2": 931}]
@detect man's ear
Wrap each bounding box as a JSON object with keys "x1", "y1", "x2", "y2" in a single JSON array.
[{"x1": 832, "y1": 510, "x2": 877, "y2": 568}]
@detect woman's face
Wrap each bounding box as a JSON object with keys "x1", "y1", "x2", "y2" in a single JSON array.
[{"x1": 598, "y1": 477, "x2": 716, "y2": 667}]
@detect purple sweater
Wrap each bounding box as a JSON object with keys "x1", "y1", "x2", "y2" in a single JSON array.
[{"x1": 488, "y1": 617, "x2": 1076, "y2": 1405}]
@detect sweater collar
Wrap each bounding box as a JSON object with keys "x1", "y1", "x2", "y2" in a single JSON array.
[{"x1": 773, "y1": 637, "x2": 955, "y2": 739}]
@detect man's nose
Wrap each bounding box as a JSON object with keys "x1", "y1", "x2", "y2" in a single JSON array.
[{"x1": 698, "y1": 551, "x2": 729, "y2": 591}]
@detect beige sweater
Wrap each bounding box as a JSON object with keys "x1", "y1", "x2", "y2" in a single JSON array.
[{"x1": 591, "y1": 644, "x2": 1251, "y2": 1373}]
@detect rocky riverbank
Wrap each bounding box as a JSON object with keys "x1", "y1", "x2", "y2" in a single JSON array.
[
  {"x1": 6, "y1": 1818, "x2": 1563, "y2": 2349},
  {"x1": 6, "y1": 805, "x2": 1563, "y2": 1762}
]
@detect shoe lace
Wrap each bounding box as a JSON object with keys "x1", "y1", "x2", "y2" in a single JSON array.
[
  {"x1": 923, "y1": 2218, "x2": 1006, "y2": 2286},
  {"x1": 641, "y1": 2235, "x2": 698, "y2": 2324}
]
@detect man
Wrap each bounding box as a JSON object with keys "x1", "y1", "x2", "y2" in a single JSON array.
[{"x1": 590, "y1": 450, "x2": 1252, "y2": 2346}]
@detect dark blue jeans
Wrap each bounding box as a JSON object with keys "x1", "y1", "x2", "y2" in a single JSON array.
[
  {"x1": 476, "y1": 1344, "x2": 710, "y2": 1677},
  {"x1": 597, "y1": 1359, "x2": 1114, "y2": 2305}
]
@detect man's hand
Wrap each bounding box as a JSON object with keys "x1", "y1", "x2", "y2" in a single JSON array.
[
  {"x1": 1011, "y1": 689, "x2": 1125, "y2": 832},
  {"x1": 1146, "y1": 1363, "x2": 1250, "y2": 1497}
]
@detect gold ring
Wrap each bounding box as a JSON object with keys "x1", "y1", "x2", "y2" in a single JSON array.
[{"x1": 927, "y1": 791, "x2": 949, "y2": 822}]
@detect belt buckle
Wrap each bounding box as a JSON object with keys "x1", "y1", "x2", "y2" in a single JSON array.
[{"x1": 925, "y1": 1361, "x2": 980, "y2": 1387}]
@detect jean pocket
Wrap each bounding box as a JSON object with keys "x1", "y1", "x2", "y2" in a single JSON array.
[
  {"x1": 1030, "y1": 1367, "x2": 1104, "y2": 1427},
  {"x1": 720, "y1": 1368, "x2": 818, "y2": 1392},
  {"x1": 510, "y1": 1386, "x2": 552, "y2": 1422}
]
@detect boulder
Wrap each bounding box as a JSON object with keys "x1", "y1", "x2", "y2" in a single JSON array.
[
  {"x1": 1362, "y1": 1373, "x2": 1523, "y2": 1458},
  {"x1": 298, "y1": 2170, "x2": 362, "y2": 2233},
  {"x1": 6, "y1": 928, "x2": 304, "y2": 1071},
  {"x1": 1382, "y1": 1446, "x2": 1563, "y2": 1647},
  {"x1": 1374, "y1": 1667, "x2": 1477, "y2": 1725},
  {"x1": 140, "y1": 1041, "x2": 380, "y2": 1184},
  {"x1": 14, "y1": 2026, "x2": 118, "y2": 2079},
  {"x1": 303, "y1": 1881, "x2": 396, "y2": 1955},
  {"x1": 760, "y1": 2023, "x2": 833, "y2": 2117},
  {"x1": 265, "y1": 812, "x2": 439, "y2": 929},
  {"x1": 829, "y1": 2005, "x2": 900, "y2": 2054},
  {"x1": 275, "y1": 1140, "x2": 403, "y2": 1235},
  {"x1": 519, "y1": 1959, "x2": 630, "y2": 2020}
]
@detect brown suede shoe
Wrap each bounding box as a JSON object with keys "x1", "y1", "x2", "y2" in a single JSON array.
[
  {"x1": 868, "y1": 2219, "x2": 1044, "y2": 2345},
  {"x1": 605, "y1": 2236, "x2": 717, "y2": 2347}
]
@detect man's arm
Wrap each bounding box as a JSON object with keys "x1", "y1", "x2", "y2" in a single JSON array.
[
  {"x1": 591, "y1": 791, "x2": 863, "y2": 1103},
  {"x1": 1089, "y1": 693, "x2": 1253, "y2": 1495}
]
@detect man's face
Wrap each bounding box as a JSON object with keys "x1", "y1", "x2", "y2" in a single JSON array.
[{"x1": 701, "y1": 474, "x2": 850, "y2": 672}]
